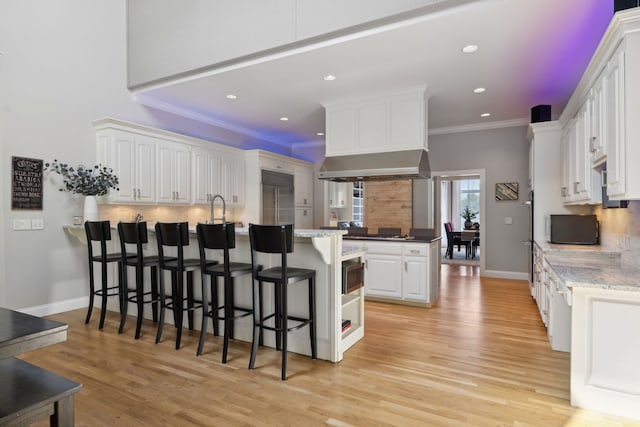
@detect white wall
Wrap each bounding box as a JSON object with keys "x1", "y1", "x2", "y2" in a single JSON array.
[
  {"x1": 428, "y1": 126, "x2": 530, "y2": 275},
  {"x1": 0, "y1": 0, "x2": 281, "y2": 311}
]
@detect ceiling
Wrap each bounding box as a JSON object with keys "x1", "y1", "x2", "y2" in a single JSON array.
[{"x1": 132, "y1": 0, "x2": 613, "y2": 147}]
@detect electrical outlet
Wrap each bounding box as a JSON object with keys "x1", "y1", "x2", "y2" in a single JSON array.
[
  {"x1": 31, "y1": 218, "x2": 44, "y2": 230},
  {"x1": 13, "y1": 219, "x2": 31, "y2": 230},
  {"x1": 504, "y1": 217, "x2": 513, "y2": 225}
]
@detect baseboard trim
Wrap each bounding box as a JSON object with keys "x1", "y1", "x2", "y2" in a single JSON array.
[
  {"x1": 20, "y1": 297, "x2": 89, "y2": 317},
  {"x1": 483, "y1": 270, "x2": 529, "y2": 281}
]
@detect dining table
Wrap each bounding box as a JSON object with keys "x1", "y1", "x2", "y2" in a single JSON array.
[
  {"x1": 450, "y1": 229, "x2": 480, "y2": 259},
  {"x1": 0, "y1": 307, "x2": 82, "y2": 426}
]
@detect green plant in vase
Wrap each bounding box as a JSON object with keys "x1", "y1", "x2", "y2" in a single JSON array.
[{"x1": 461, "y1": 206, "x2": 478, "y2": 230}]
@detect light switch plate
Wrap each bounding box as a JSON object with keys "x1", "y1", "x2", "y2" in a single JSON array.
[
  {"x1": 13, "y1": 219, "x2": 31, "y2": 230},
  {"x1": 31, "y1": 218, "x2": 44, "y2": 230},
  {"x1": 504, "y1": 217, "x2": 513, "y2": 225}
]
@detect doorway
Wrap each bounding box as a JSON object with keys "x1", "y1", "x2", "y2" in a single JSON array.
[{"x1": 433, "y1": 169, "x2": 485, "y2": 274}]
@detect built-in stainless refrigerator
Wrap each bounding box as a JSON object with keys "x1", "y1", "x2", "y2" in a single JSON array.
[{"x1": 262, "y1": 170, "x2": 294, "y2": 224}]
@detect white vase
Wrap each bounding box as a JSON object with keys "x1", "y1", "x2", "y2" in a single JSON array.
[{"x1": 83, "y1": 195, "x2": 98, "y2": 222}]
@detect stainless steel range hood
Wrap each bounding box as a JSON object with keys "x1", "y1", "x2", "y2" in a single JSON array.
[{"x1": 318, "y1": 149, "x2": 431, "y2": 182}]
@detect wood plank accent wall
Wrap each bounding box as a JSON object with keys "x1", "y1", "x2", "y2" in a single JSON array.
[{"x1": 364, "y1": 180, "x2": 412, "y2": 235}]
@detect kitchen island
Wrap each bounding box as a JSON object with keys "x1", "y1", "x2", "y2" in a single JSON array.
[
  {"x1": 66, "y1": 226, "x2": 363, "y2": 363},
  {"x1": 535, "y1": 243, "x2": 640, "y2": 421},
  {"x1": 344, "y1": 235, "x2": 441, "y2": 307}
]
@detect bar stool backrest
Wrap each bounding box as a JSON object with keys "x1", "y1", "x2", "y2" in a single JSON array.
[
  {"x1": 155, "y1": 222, "x2": 190, "y2": 269},
  {"x1": 196, "y1": 222, "x2": 235, "y2": 271},
  {"x1": 118, "y1": 222, "x2": 148, "y2": 264},
  {"x1": 248, "y1": 224, "x2": 293, "y2": 281},
  {"x1": 85, "y1": 220, "x2": 111, "y2": 261}
]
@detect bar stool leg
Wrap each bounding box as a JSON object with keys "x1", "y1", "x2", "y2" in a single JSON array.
[
  {"x1": 280, "y1": 282, "x2": 287, "y2": 380},
  {"x1": 99, "y1": 260, "x2": 109, "y2": 329},
  {"x1": 197, "y1": 272, "x2": 210, "y2": 356},
  {"x1": 134, "y1": 264, "x2": 145, "y2": 339},
  {"x1": 174, "y1": 272, "x2": 184, "y2": 350},
  {"x1": 274, "y1": 283, "x2": 282, "y2": 351},
  {"x1": 187, "y1": 271, "x2": 195, "y2": 331},
  {"x1": 211, "y1": 275, "x2": 220, "y2": 337},
  {"x1": 86, "y1": 260, "x2": 95, "y2": 324},
  {"x1": 222, "y1": 275, "x2": 232, "y2": 363},
  {"x1": 309, "y1": 275, "x2": 317, "y2": 359},
  {"x1": 249, "y1": 279, "x2": 260, "y2": 370},
  {"x1": 151, "y1": 266, "x2": 159, "y2": 322},
  {"x1": 156, "y1": 269, "x2": 167, "y2": 344},
  {"x1": 118, "y1": 264, "x2": 129, "y2": 334}
]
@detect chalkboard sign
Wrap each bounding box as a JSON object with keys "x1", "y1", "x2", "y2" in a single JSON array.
[{"x1": 12, "y1": 156, "x2": 43, "y2": 210}]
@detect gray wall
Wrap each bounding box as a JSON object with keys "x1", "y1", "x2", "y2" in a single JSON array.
[{"x1": 428, "y1": 126, "x2": 530, "y2": 275}]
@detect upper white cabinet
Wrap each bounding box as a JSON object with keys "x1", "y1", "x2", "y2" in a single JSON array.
[
  {"x1": 157, "y1": 141, "x2": 191, "y2": 204},
  {"x1": 564, "y1": 104, "x2": 601, "y2": 205},
  {"x1": 220, "y1": 154, "x2": 245, "y2": 207},
  {"x1": 294, "y1": 166, "x2": 313, "y2": 207},
  {"x1": 324, "y1": 87, "x2": 428, "y2": 156},
  {"x1": 560, "y1": 12, "x2": 640, "y2": 201},
  {"x1": 604, "y1": 42, "x2": 628, "y2": 199},
  {"x1": 96, "y1": 127, "x2": 156, "y2": 204},
  {"x1": 589, "y1": 73, "x2": 606, "y2": 165},
  {"x1": 328, "y1": 182, "x2": 349, "y2": 208},
  {"x1": 94, "y1": 118, "x2": 246, "y2": 207}
]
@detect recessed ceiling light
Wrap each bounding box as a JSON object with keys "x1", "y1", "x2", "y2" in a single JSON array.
[
  {"x1": 480, "y1": 113, "x2": 491, "y2": 117},
  {"x1": 280, "y1": 117, "x2": 289, "y2": 121},
  {"x1": 473, "y1": 87, "x2": 486, "y2": 93},
  {"x1": 323, "y1": 74, "x2": 336, "y2": 81},
  {"x1": 225, "y1": 94, "x2": 238, "y2": 100},
  {"x1": 316, "y1": 132, "x2": 325, "y2": 136},
  {"x1": 462, "y1": 44, "x2": 479, "y2": 53}
]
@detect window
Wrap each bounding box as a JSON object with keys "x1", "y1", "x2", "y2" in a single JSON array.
[
  {"x1": 459, "y1": 179, "x2": 480, "y2": 225},
  {"x1": 352, "y1": 181, "x2": 364, "y2": 222}
]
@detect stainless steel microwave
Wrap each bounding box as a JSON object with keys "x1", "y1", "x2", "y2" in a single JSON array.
[{"x1": 548, "y1": 214, "x2": 599, "y2": 245}]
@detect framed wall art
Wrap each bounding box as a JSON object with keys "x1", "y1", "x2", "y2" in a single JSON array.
[{"x1": 495, "y1": 182, "x2": 518, "y2": 201}]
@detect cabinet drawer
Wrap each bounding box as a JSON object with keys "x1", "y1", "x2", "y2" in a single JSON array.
[
  {"x1": 402, "y1": 244, "x2": 428, "y2": 256},
  {"x1": 361, "y1": 242, "x2": 403, "y2": 255}
]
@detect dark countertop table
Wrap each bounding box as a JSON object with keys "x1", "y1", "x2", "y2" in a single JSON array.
[
  {"x1": 343, "y1": 235, "x2": 442, "y2": 243},
  {"x1": 0, "y1": 308, "x2": 68, "y2": 359}
]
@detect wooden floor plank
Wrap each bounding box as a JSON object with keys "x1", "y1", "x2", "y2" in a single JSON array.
[{"x1": 20, "y1": 264, "x2": 640, "y2": 426}]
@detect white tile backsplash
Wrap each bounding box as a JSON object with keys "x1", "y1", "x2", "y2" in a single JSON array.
[{"x1": 594, "y1": 200, "x2": 640, "y2": 266}]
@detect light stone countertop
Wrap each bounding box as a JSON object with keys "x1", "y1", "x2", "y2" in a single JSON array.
[{"x1": 535, "y1": 240, "x2": 640, "y2": 292}]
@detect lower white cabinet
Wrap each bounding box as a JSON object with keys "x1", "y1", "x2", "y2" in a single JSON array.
[
  {"x1": 348, "y1": 240, "x2": 439, "y2": 306},
  {"x1": 365, "y1": 253, "x2": 403, "y2": 298}
]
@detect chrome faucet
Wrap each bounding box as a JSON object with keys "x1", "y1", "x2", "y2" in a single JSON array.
[
  {"x1": 209, "y1": 194, "x2": 226, "y2": 224},
  {"x1": 134, "y1": 213, "x2": 143, "y2": 223}
]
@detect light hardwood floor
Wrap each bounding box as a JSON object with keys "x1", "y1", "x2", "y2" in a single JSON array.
[{"x1": 21, "y1": 265, "x2": 640, "y2": 426}]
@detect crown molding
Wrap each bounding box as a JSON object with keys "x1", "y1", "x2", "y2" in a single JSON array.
[{"x1": 428, "y1": 118, "x2": 530, "y2": 136}]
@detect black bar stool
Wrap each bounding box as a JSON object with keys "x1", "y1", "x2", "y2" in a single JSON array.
[
  {"x1": 248, "y1": 224, "x2": 317, "y2": 380},
  {"x1": 117, "y1": 221, "x2": 174, "y2": 339},
  {"x1": 84, "y1": 220, "x2": 132, "y2": 329},
  {"x1": 155, "y1": 222, "x2": 215, "y2": 349},
  {"x1": 196, "y1": 222, "x2": 253, "y2": 362}
]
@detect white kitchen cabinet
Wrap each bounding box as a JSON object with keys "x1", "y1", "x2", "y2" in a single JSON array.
[
  {"x1": 294, "y1": 166, "x2": 313, "y2": 207},
  {"x1": 560, "y1": 124, "x2": 574, "y2": 203},
  {"x1": 605, "y1": 42, "x2": 627, "y2": 199},
  {"x1": 365, "y1": 253, "x2": 403, "y2": 299},
  {"x1": 329, "y1": 181, "x2": 349, "y2": 208},
  {"x1": 589, "y1": 73, "x2": 606, "y2": 165},
  {"x1": 157, "y1": 141, "x2": 191, "y2": 204},
  {"x1": 295, "y1": 207, "x2": 313, "y2": 229},
  {"x1": 96, "y1": 128, "x2": 156, "y2": 204},
  {"x1": 324, "y1": 87, "x2": 428, "y2": 156},
  {"x1": 566, "y1": 103, "x2": 601, "y2": 204},
  {"x1": 192, "y1": 148, "x2": 224, "y2": 206},
  {"x1": 403, "y1": 256, "x2": 427, "y2": 301},
  {"x1": 358, "y1": 240, "x2": 439, "y2": 306},
  {"x1": 220, "y1": 154, "x2": 245, "y2": 206}
]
